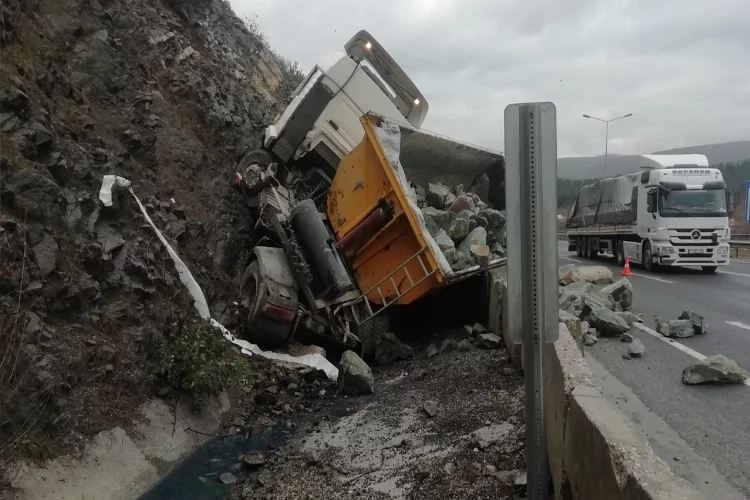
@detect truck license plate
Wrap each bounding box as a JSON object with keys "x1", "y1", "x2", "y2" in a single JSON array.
[{"x1": 688, "y1": 249, "x2": 702, "y2": 254}]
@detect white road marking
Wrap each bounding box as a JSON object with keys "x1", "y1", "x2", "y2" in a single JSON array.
[
  {"x1": 718, "y1": 270, "x2": 750, "y2": 278},
  {"x1": 633, "y1": 323, "x2": 750, "y2": 387},
  {"x1": 561, "y1": 257, "x2": 582, "y2": 263},
  {"x1": 628, "y1": 272, "x2": 673, "y2": 284},
  {"x1": 726, "y1": 321, "x2": 750, "y2": 331}
]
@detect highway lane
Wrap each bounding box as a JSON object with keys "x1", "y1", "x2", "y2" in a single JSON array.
[{"x1": 558, "y1": 241, "x2": 750, "y2": 498}]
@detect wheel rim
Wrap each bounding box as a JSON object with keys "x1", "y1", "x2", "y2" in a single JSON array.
[
  {"x1": 644, "y1": 246, "x2": 652, "y2": 271},
  {"x1": 616, "y1": 242, "x2": 624, "y2": 265}
]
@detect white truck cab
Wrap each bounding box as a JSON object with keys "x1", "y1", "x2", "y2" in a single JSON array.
[
  {"x1": 259, "y1": 30, "x2": 427, "y2": 183},
  {"x1": 634, "y1": 155, "x2": 730, "y2": 270}
]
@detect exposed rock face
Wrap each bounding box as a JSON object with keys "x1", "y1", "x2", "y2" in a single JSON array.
[
  {"x1": 338, "y1": 351, "x2": 375, "y2": 395},
  {"x1": 682, "y1": 355, "x2": 749, "y2": 385},
  {"x1": 0, "y1": 0, "x2": 303, "y2": 465}
]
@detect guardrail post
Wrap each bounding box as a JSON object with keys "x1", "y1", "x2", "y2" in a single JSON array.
[{"x1": 505, "y1": 102, "x2": 558, "y2": 500}]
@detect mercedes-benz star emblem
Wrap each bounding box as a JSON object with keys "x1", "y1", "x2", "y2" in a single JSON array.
[{"x1": 691, "y1": 229, "x2": 701, "y2": 240}]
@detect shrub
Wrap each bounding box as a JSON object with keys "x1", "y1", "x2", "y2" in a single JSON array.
[{"x1": 163, "y1": 320, "x2": 254, "y2": 402}]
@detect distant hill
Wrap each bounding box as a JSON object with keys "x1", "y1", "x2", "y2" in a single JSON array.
[{"x1": 558, "y1": 140, "x2": 750, "y2": 180}]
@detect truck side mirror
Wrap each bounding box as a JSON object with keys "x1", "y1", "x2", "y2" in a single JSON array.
[
  {"x1": 728, "y1": 190, "x2": 734, "y2": 215},
  {"x1": 646, "y1": 191, "x2": 656, "y2": 213}
]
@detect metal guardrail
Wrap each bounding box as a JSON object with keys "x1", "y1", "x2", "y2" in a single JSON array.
[{"x1": 732, "y1": 233, "x2": 750, "y2": 241}]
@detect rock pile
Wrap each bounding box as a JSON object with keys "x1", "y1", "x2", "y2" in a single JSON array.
[
  {"x1": 558, "y1": 266, "x2": 640, "y2": 340},
  {"x1": 417, "y1": 182, "x2": 506, "y2": 271}
]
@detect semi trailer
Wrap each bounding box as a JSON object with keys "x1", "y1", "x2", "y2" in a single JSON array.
[{"x1": 566, "y1": 154, "x2": 731, "y2": 273}]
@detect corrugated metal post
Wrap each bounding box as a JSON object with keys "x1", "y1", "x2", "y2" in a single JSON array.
[{"x1": 505, "y1": 102, "x2": 558, "y2": 500}]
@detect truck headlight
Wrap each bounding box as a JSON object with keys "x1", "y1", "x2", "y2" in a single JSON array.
[
  {"x1": 658, "y1": 246, "x2": 674, "y2": 255},
  {"x1": 718, "y1": 246, "x2": 729, "y2": 255}
]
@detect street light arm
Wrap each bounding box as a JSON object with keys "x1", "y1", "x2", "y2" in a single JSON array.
[
  {"x1": 582, "y1": 114, "x2": 608, "y2": 123},
  {"x1": 609, "y1": 113, "x2": 634, "y2": 123}
]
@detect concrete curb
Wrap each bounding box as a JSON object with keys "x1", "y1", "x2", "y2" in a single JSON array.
[
  {"x1": 544, "y1": 323, "x2": 705, "y2": 500},
  {"x1": 490, "y1": 272, "x2": 704, "y2": 498}
]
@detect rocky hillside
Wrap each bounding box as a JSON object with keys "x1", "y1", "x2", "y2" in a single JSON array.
[{"x1": 0, "y1": 0, "x2": 302, "y2": 474}]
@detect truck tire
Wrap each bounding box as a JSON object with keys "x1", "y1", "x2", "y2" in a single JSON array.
[
  {"x1": 701, "y1": 266, "x2": 717, "y2": 274},
  {"x1": 238, "y1": 148, "x2": 276, "y2": 171},
  {"x1": 353, "y1": 310, "x2": 391, "y2": 359},
  {"x1": 576, "y1": 237, "x2": 584, "y2": 257},
  {"x1": 585, "y1": 238, "x2": 596, "y2": 259},
  {"x1": 615, "y1": 240, "x2": 625, "y2": 266},
  {"x1": 643, "y1": 242, "x2": 654, "y2": 272}
]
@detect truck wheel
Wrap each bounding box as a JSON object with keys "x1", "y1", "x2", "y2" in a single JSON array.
[
  {"x1": 701, "y1": 266, "x2": 717, "y2": 274},
  {"x1": 576, "y1": 237, "x2": 583, "y2": 257},
  {"x1": 643, "y1": 242, "x2": 654, "y2": 272},
  {"x1": 353, "y1": 310, "x2": 391, "y2": 359},
  {"x1": 238, "y1": 148, "x2": 276, "y2": 171},
  {"x1": 585, "y1": 238, "x2": 596, "y2": 259},
  {"x1": 615, "y1": 240, "x2": 625, "y2": 266}
]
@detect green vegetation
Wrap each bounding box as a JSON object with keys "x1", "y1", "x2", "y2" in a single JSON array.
[{"x1": 163, "y1": 321, "x2": 255, "y2": 403}]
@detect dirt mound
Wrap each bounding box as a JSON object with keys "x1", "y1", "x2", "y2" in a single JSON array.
[{"x1": 0, "y1": 0, "x2": 302, "y2": 472}]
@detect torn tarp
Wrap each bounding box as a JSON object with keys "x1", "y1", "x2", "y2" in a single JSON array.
[{"x1": 98, "y1": 175, "x2": 339, "y2": 380}]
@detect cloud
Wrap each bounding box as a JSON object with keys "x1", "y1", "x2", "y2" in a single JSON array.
[{"x1": 229, "y1": 0, "x2": 750, "y2": 157}]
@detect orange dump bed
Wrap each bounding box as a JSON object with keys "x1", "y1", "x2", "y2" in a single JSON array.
[{"x1": 326, "y1": 116, "x2": 443, "y2": 306}]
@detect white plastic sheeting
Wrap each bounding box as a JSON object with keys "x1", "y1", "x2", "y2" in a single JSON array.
[
  {"x1": 374, "y1": 122, "x2": 453, "y2": 276},
  {"x1": 98, "y1": 175, "x2": 339, "y2": 380}
]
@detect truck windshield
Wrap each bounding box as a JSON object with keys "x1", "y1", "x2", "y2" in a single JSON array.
[{"x1": 659, "y1": 189, "x2": 727, "y2": 217}]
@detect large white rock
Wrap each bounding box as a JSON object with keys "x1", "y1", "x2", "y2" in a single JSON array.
[
  {"x1": 559, "y1": 265, "x2": 614, "y2": 286},
  {"x1": 682, "y1": 355, "x2": 749, "y2": 385}
]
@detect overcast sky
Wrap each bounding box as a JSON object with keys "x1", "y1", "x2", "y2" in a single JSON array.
[{"x1": 228, "y1": 0, "x2": 750, "y2": 157}]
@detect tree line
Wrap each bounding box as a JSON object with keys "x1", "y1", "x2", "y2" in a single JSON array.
[{"x1": 557, "y1": 159, "x2": 750, "y2": 209}]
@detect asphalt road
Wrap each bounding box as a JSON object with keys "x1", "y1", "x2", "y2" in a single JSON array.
[{"x1": 558, "y1": 241, "x2": 750, "y2": 498}]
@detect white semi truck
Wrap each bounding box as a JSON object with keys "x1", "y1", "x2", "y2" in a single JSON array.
[{"x1": 566, "y1": 154, "x2": 731, "y2": 273}]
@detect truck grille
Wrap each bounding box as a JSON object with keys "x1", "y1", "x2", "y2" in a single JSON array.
[{"x1": 668, "y1": 228, "x2": 721, "y2": 246}]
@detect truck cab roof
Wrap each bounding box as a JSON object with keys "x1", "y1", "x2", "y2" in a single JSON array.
[{"x1": 639, "y1": 154, "x2": 709, "y2": 169}]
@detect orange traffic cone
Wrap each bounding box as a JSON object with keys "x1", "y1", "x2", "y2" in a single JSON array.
[{"x1": 621, "y1": 256, "x2": 632, "y2": 277}]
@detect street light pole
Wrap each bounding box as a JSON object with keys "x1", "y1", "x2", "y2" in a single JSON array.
[{"x1": 582, "y1": 113, "x2": 633, "y2": 176}]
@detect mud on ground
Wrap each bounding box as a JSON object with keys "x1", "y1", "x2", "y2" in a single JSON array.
[{"x1": 229, "y1": 343, "x2": 526, "y2": 500}]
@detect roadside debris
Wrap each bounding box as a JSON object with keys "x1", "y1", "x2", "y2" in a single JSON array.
[
  {"x1": 678, "y1": 311, "x2": 708, "y2": 335},
  {"x1": 602, "y1": 278, "x2": 634, "y2": 309},
  {"x1": 374, "y1": 331, "x2": 415, "y2": 365},
  {"x1": 628, "y1": 338, "x2": 645, "y2": 358},
  {"x1": 423, "y1": 401, "x2": 438, "y2": 417},
  {"x1": 476, "y1": 333, "x2": 502, "y2": 349},
  {"x1": 220, "y1": 472, "x2": 238, "y2": 485},
  {"x1": 559, "y1": 264, "x2": 614, "y2": 286},
  {"x1": 620, "y1": 333, "x2": 633, "y2": 342},
  {"x1": 583, "y1": 332, "x2": 598, "y2": 346},
  {"x1": 657, "y1": 319, "x2": 697, "y2": 339},
  {"x1": 586, "y1": 305, "x2": 630, "y2": 336},
  {"x1": 419, "y1": 182, "x2": 506, "y2": 271},
  {"x1": 337, "y1": 351, "x2": 375, "y2": 395},
  {"x1": 426, "y1": 343, "x2": 440, "y2": 358},
  {"x1": 682, "y1": 355, "x2": 749, "y2": 385}
]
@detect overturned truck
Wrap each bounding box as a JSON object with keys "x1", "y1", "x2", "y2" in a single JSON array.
[{"x1": 234, "y1": 114, "x2": 505, "y2": 355}]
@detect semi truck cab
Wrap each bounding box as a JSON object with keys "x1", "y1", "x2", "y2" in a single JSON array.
[{"x1": 637, "y1": 156, "x2": 730, "y2": 269}]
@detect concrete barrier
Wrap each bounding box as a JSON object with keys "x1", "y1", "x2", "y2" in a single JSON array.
[
  {"x1": 489, "y1": 271, "x2": 704, "y2": 499},
  {"x1": 544, "y1": 325, "x2": 704, "y2": 500}
]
